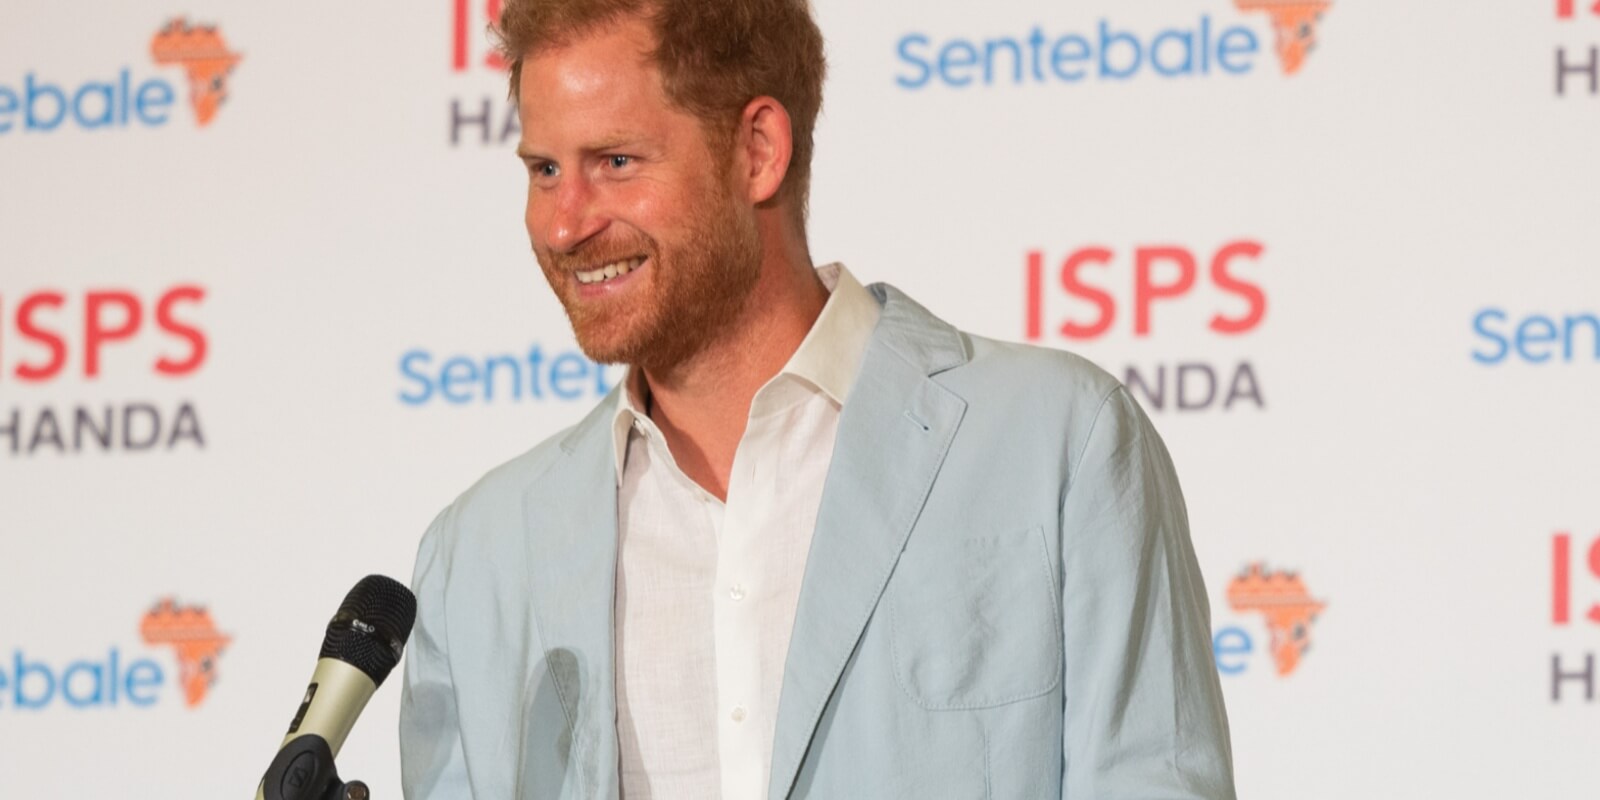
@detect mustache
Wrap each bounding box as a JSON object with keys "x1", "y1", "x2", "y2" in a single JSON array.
[{"x1": 540, "y1": 231, "x2": 658, "y2": 272}]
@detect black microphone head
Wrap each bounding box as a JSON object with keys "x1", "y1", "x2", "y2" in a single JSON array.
[{"x1": 319, "y1": 574, "x2": 417, "y2": 686}]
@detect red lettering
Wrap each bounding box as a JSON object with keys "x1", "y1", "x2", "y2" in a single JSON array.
[
  {"x1": 453, "y1": 0, "x2": 469, "y2": 70},
  {"x1": 13, "y1": 291, "x2": 68, "y2": 381},
  {"x1": 1134, "y1": 246, "x2": 1197, "y2": 336},
  {"x1": 1554, "y1": 533, "x2": 1600, "y2": 626},
  {"x1": 5, "y1": 287, "x2": 207, "y2": 381},
  {"x1": 1209, "y1": 240, "x2": 1267, "y2": 334},
  {"x1": 455, "y1": 0, "x2": 507, "y2": 72},
  {"x1": 1025, "y1": 251, "x2": 1043, "y2": 341},
  {"x1": 1029, "y1": 241, "x2": 1270, "y2": 340},
  {"x1": 155, "y1": 286, "x2": 207, "y2": 376},
  {"x1": 1558, "y1": 0, "x2": 1600, "y2": 18},
  {"x1": 1061, "y1": 247, "x2": 1116, "y2": 339},
  {"x1": 1555, "y1": 533, "x2": 1571, "y2": 624},
  {"x1": 84, "y1": 291, "x2": 142, "y2": 378},
  {"x1": 1588, "y1": 537, "x2": 1600, "y2": 624}
]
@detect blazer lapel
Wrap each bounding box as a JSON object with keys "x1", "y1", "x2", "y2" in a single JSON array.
[
  {"x1": 767, "y1": 285, "x2": 969, "y2": 800},
  {"x1": 522, "y1": 398, "x2": 623, "y2": 799}
]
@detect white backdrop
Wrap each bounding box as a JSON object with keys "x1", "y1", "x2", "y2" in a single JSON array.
[{"x1": 2, "y1": 1, "x2": 1598, "y2": 797}]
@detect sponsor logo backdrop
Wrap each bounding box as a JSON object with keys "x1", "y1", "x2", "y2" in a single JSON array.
[{"x1": 2, "y1": 1, "x2": 1597, "y2": 796}]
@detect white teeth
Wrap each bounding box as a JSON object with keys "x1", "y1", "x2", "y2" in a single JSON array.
[{"x1": 576, "y1": 257, "x2": 644, "y2": 285}]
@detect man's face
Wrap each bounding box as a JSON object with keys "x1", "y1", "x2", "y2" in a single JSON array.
[{"x1": 516, "y1": 18, "x2": 761, "y2": 370}]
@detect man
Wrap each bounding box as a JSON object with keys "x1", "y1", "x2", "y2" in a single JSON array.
[{"x1": 399, "y1": 0, "x2": 1236, "y2": 797}]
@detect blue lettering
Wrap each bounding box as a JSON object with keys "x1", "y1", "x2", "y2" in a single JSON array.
[
  {"x1": 62, "y1": 660, "x2": 105, "y2": 707},
  {"x1": 439, "y1": 357, "x2": 479, "y2": 403},
  {"x1": 1564, "y1": 314, "x2": 1600, "y2": 361},
  {"x1": 549, "y1": 353, "x2": 589, "y2": 400},
  {"x1": 1471, "y1": 308, "x2": 1509, "y2": 364},
  {"x1": 2, "y1": 71, "x2": 175, "y2": 132},
  {"x1": 1098, "y1": 20, "x2": 1143, "y2": 79},
  {"x1": 24, "y1": 73, "x2": 66, "y2": 131},
  {"x1": 120, "y1": 68, "x2": 131, "y2": 126},
  {"x1": 134, "y1": 79, "x2": 173, "y2": 126},
  {"x1": 124, "y1": 660, "x2": 162, "y2": 706},
  {"x1": 938, "y1": 40, "x2": 979, "y2": 88},
  {"x1": 1150, "y1": 29, "x2": 1195, "y2": 77},
  {"x1": 1027, "y1": 27, "x2": 1048, "y2": 82},
  {"x1": 1216, "y1": 27, "x2": 1259, "y2": 74},
  {"x1": 398, "y1": 350, "x2": 434, "y2": 405},
  {"x1": 399, "y1": 345, "x2": 616, "y2": 405},
  {"x1": 1475, "y1": 309, "x2": 1600, "y2": 364},
  {"x1": 897, "y1": 18, "x2": 1264, "y2": 89},
  {"x1": 1050, "y1": 35, "x2": 1091, "y2": 81},
  {"x1": 0, "y1": 86, "x2": 17, "y2": 134},
  {"x1": 1213, "y1": 627, "x2": 1253, "y2": 675},
  {"x1": 894, "y1": 34, "x2": 933, "y2": 89},
  {"x1": 1516, "y1": 315, "x2": 1559, "y2": 363},
  {"x1": 14, "y1": 650, "x2": 55, "y2": 709},
  {"x1": 983, "y1": 37, "x2": 1024, "y2": 85},
  {"x1": 483, "y1": 355, "x2": 522, "y2": 401},
  {"x1": 526, "y1": 345, "x2": 546, "y2": 399},
  {"x1": 71, "y1": 82, "x2": 115, "y2": 129},
  {"x1": 2, "y1": 648, "x2": 167, "y2": 710}
]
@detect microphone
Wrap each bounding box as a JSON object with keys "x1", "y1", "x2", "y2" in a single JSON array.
[{"x1": 255, "y1": 575, "x2": 417, "y2": 800}]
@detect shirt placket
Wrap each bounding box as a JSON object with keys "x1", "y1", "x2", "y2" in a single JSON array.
[{"x1": 713, "y1": 409, "x2": 775, "y2": 800}]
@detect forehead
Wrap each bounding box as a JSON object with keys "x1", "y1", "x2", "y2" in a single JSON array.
[{"x1": 516, "y1": 18, "x2": 678, "y2": 144}]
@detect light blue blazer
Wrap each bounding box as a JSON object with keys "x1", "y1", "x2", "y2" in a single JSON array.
[{"x1": 399, "y1": 284, "x2": 1236, "y2": 799}]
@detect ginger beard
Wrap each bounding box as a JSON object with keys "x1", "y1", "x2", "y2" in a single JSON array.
[{"x1": 535, "y1": 159, "x2": 762, "y2": 372}]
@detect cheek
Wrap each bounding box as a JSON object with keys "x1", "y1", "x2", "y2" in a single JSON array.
[
  {"x1": 610, "y1": 184, "x2": 663, "y2": 228},
  {"x1": 524, "y1": 189, "x2": 550, "y2": 241},
  {"x1": 615, "y1": 180, "x2": 708, "y2": 237}
]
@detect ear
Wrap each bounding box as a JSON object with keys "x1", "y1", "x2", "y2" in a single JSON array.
[{"x1": 737, "y1": 96, "x2": 793, "y2": 206}]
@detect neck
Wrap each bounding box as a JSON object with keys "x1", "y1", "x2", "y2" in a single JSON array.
[{"x1": 639, "y1": 221, "x2": 824, "y2": 500}]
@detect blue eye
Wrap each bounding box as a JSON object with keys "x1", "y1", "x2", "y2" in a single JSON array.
[
  {"x1": 608, "y1": 155, "x2": 632, "y2": 169},
  {"x1": 535, "y1": 162, "x2": 559, "y2": 178}
]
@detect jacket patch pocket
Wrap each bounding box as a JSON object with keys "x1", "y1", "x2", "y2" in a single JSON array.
[{"x1": 888, "y1": 525, "x2": 1061, "y2": 710}]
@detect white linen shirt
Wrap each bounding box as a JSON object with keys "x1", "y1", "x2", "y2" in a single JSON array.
[{"x1": 609, "y1": 263, "x2": 880, "y2": 800}]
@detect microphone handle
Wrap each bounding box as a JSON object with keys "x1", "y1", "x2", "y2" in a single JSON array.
[
  {"x1": 254, "y1": 658, "x2": 378, "y2": 800},
  {"x1": 281, "y1": 658, "x2": 379, "y2": 753}
]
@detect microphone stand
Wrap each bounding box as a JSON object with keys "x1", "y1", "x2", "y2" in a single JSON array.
[{"x1": 259, "y1": 735, "x2": 371, "y2": 800}]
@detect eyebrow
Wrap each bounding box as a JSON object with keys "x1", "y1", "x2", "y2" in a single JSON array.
[
  {"x1": 585, "y1": 135, "x2": 645, "y2": 153},
  {"x1": 515, "y1": 135, "x2": 648, "y2": 162}
]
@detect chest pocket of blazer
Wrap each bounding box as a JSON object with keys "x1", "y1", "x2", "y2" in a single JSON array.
[{"x1": 887, "y1": 524, "x2": 1061, "y2": 710}]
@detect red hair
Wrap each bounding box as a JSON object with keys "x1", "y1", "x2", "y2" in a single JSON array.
[{"x1": 496, "y1": 0, "x2": 827, "y2": 216}]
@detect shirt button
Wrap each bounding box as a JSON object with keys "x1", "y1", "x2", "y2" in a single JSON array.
[
  {"x1": 729, "y1": 584, "x2": 746, "y2": 601},
  {"x1": 731, "y1": 706, "x2": 747, "y2": 723}
]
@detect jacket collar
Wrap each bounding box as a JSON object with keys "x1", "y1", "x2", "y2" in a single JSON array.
[{"x1": 603, "y1": 263, "x2": 882, "y2": 481}]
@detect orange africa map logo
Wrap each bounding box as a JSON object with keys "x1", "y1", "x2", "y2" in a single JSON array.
[
  {"x1": 1234, "y1": 0, "x2": 1332, "y2": 75},
  {"x1": 139, "y1": 599, "x2": 231, "y2": 707},
  {"x1": 150, "y1": 18, "x2": 242, "y2": 126},
  {"x1": 1226, "y1": 563, "x2": 1326, "y2": 676}
]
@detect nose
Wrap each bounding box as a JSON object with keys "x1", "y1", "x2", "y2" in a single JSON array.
[{"x1": 537, "y1": 173, "x2": 607, "y2": 253}]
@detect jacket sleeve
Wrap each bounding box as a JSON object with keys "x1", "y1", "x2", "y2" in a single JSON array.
[
  {"x1": 399, "y1": 508, "x2": 474, "y2": 799},
  {"x1": 1058, "y1": 387, "x2": 1236, "y2": 799}
]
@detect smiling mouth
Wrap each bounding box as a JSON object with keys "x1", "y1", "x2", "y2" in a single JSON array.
[{"x1": 575, "y1": 256, "x2": 645, "y2": 285}]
